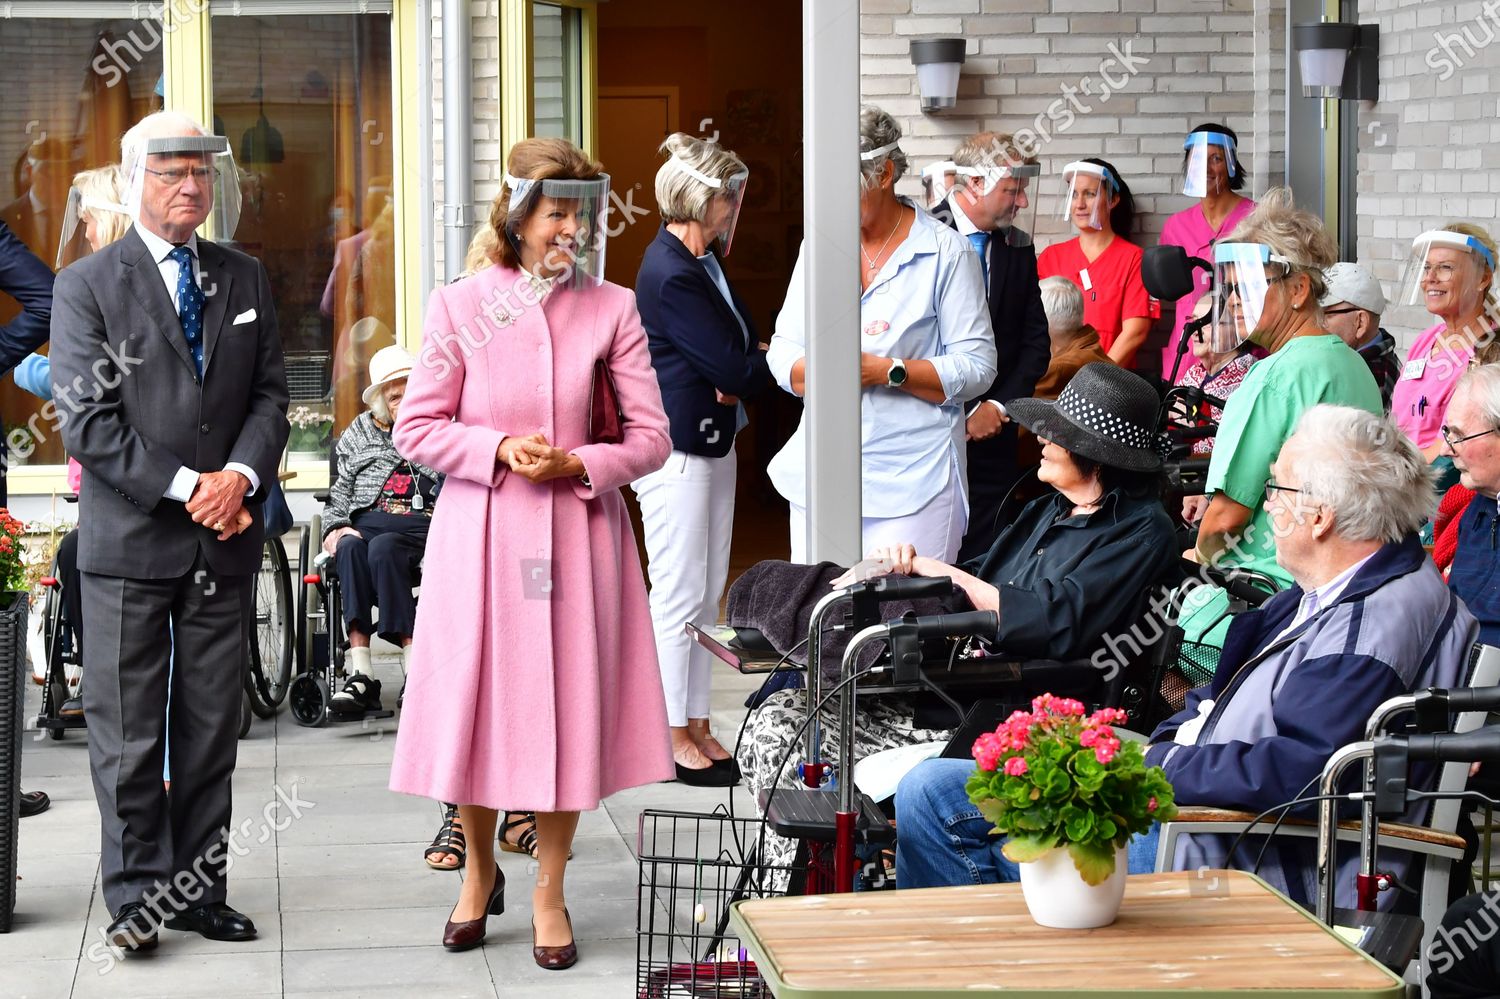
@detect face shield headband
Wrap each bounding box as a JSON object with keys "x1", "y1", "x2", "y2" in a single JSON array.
[
  {"x1": 501, "y1": 172, "x2": 613, "y2": 286},
  {"x1": 1211, "y1": 242, "x2": 1294, "y2": 351},
  {"x1": 1401, "y1": 229, "x2": 1497, "y2": 309},
  {"x1": 1058, "y1": 161, "x2": 1117, "y2": 232},
  {"x1": 125, "y1": 135, "x2": 241, "y2": 241},
  {"x1": 660, "y1": 155, "x2": 749, "y2": 256},
  {"x1": 1182, "y1": 131, "x2": 1238, "y2": 198},
  {"x1": 57, "y1": 189, "x2": 130, "y2": 268}
]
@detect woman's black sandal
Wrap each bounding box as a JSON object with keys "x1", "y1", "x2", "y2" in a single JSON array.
[
  {"x1": 424, "y1": 804, "x2": 465, "y2": 871},
  {"x1": 499, "y1": 811, "x2": 539, "y2": 859}
]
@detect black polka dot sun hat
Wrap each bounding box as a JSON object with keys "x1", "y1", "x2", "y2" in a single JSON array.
[{"x1": 1005, "y1": 362, "x2": 1165, "y2": 472}]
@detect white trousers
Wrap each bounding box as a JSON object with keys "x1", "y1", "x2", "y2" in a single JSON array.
[
  {"x1": 787, "y1": 471, "x2": 965, "y2": 565},
  {"x1": 631, "y1": 446, "x2": 738, "y2": 727}
]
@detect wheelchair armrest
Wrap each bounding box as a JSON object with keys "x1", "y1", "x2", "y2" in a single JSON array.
[{"x1": 313, "y1": 491, "x2": 331, "y2": 503}]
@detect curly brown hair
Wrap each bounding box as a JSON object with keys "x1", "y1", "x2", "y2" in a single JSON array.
[{"x1": 487, "y1": 138, "x2": 605, "y2": 269}]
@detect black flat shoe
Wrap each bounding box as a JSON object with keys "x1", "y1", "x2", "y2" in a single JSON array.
[
  {"x1": 443, "y1": 863, "x2": 505, "y2": 952},
  {"x1": 710, "y1": 757, "x2": 743, "y2": 781},
  {"x1": 330, "y1": 675, "x2": 382, "y2": 716},
  {"x1": 19, "y1": 790, "x2": 50, "y2": 817},
  {"x1": 164, "y1": 902, "x2": 257, "y2": 941},
  {"x1": 674, "y1": 761, "x2": 738, "y2": 787},
  {"x1": 106, "y1": 902, "x2": 159, "y2": 952}
]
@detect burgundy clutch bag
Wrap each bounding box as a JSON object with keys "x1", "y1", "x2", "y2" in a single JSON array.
[{"x1": 589, "y1": 358, "x2": 624, "y2": 445}]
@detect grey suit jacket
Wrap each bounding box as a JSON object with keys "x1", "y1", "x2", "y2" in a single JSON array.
[{"x1": 49, "y1": 226, "x2": 290, "y2": 578}]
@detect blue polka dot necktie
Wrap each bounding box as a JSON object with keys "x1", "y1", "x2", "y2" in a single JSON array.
[
  {"x1": 168, "y1": 245, "x2": 205, "y2": 377},
  {"x1": 967, "y1": 230, "x2": 991, "y2": 286}
]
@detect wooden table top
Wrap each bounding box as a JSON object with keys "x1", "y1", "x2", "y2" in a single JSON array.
[{"x1": 729, "y1": 870, "x2": 1405, "y2": 998}]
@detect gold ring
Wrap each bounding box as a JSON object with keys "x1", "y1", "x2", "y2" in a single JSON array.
[{"x1": 213, "y1": 521, "x2": 226, "y2": 532}]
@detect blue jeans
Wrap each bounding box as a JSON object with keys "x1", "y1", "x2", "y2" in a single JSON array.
[{"x1": 895, "y1": 757, "x2": 1161, "y2": 889}]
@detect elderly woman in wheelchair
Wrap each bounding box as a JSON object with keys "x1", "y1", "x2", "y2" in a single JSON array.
[
  {"x1": 735, "y1": 364, "x2": 1179, "y2": 864},
  {"x1": 319, "y1": 345, "x2": 441, "y2": 718}
]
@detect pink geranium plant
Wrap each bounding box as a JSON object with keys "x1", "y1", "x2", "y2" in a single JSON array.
[{"x1": 966, "y1": 693, "x2": 1178, "y2": 885}]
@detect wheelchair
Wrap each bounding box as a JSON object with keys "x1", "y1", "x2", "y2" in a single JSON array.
[
  {"x1": 289, "y1": 457, "x2": 417, "y2": 727},
  {"x1": 33, "y1": 495, "x2": 296, "y2": 741}
]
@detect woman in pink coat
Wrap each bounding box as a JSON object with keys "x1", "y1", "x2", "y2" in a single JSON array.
[{"x1": 389, "y1": 138, "x2": 674, "y2": 964}]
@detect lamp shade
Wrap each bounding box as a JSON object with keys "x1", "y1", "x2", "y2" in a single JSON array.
[
  {"x1": 1292, "y1": 22, "x2": 1360, "y2": 99},
  {"x1": 910, "y1": 38, "x2": 966, "y2": 113}
]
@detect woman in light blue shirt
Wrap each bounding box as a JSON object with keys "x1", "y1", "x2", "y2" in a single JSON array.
[{"x1": 767, "y1": 107, "x2": 996, "y2": 562}]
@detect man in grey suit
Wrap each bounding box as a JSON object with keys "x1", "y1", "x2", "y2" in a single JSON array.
[{"x1": 50, "y1": 111, "x2": 289, "y2": 952}]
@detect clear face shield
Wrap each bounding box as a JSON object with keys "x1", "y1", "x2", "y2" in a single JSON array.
[
  {"x1": 502, "y1": 173, "x2": 612, "y2": 286},
  {"x1": 661, "y1": 154, "x2": 748, "y2": 256},
  {"x1": 125, "y1": 135, "x2": 242, "y2": 241},
  {"x1": 954, "y1": 162, "x2": 1041, "y2": 247},
  {"x1": 1181, "y1": 131, "x2": 1238, "y2": 199},
  {"x1": 1212, "y1": 242, "x2": 1294, "y2": 351},
  {"x1": 56, "y1": 187, "x2": 130, "y2": 268},
  {"x1": 1400, "y1": 229, "x2": 1496, "y2": 315},
  {"x1": 1057, "y1": 161, "x2": 1116, "y2": 232},
  {"x1": 920, "y1": 160, "x2": 957, "y2": 209}
]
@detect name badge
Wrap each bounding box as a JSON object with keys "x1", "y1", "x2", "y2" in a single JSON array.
[
  {"x1": 1402, "y1": 358, "x2": 1427, "y2": 380},
  {"x1": 1080, "y1": 268, "x2": 1094, "y2": 292},
  {"x1": 864, "y1": 319, "x2": 890, "y2": 338}
]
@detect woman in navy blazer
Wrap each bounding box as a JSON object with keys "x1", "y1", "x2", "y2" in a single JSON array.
[{"x1": 631, "y1": 134, "x2": 770, "y2": 786}]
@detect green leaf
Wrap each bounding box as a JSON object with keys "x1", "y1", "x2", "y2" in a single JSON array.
[
  {"x1": 1067, "y1": 841, "x2": 1118, "y2": 886},
  {"x1": 1001, "y1": 834, "x2": 1056, "y2": 864}
]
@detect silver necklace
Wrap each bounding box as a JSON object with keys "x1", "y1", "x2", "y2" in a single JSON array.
[{"x1": 861, "y1": 209, "x2": 904, "y2": 275}]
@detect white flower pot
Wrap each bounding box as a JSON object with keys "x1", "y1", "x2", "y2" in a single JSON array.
[{"x1": 1018, "y1": 844, "x2": 1128, "y2": 929}]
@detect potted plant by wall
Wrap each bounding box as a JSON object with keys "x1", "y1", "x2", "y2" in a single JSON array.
[
  {"x1": 287, "y1": 406, "x2": 333, "y2": 463},
  {"x1": 967, "y1": 694, "x2": 1177, "y2": 929},
  {"x1": 3, "y1": 425, "x2": 34, "y2": 468},
  {"x1": 0, "y1": 508, "x2": 33, "y2": 932}
]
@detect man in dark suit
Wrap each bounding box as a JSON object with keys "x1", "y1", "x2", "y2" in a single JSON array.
[
  {"x1": 933, "y1": 132, "x2": 1049, "y2": 560},
  {"x1": 1, "y1": 213, "x2": 56, "y2": 822},
  {"x1": 50, "y1": 112, "x2": 289, "y2": 953},
  {"x1": 0, "y1": 217, "x2": 55, "y2": 506},
  {"x1": 0, "y1": 137, "x2": 72, "y2": 266}
]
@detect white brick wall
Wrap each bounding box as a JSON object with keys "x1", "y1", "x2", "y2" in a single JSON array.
[
  {"x1": 861, "y1": 0, "x2": 1286, "y2": 253},
  {"x1": 1358, "y1": 0, "x2": 1500, "y2": 341}
]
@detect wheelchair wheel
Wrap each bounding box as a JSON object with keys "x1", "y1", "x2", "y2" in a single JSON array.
[
  {"x1": 247, "y1": 536, "x2": 293, "y2": 718},
  {"x1": 298, "y1": 515, "x2": 326, "y2": 679},
  {"x1": 289, "y1": 672, "x2": 329, "y2": 727},
  {"x1": 39, "y1": 555, "x2": 78, "y2": 741},
  {"x1": 239, "y1": 686, "x2": 253, "y2": 739}
]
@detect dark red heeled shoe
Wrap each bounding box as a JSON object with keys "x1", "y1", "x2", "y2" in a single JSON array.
[
  {"x1": 532, "y1": 907, "x2": 578, "y2": 970},
  {"x1": 442, "y1": 863, "x2": 505, "y2": 952}
]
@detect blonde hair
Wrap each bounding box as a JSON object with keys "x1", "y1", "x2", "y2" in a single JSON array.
[
  {"x1": 486, "y1": 138, "x2": 605, "y2": 270},
  {"x1": 654, "y1": 133, "x2": 746, "y2": 224},
  {"x1": 72, "y1": 164, "x2": 130, "y2": 248},
  {"x1": 1224, "y1": 186, "x2": 1339, "y2": 316},
  {"x1": 462, "y1": 222, "x2": 497, "y2": 275},
  {"x1": 951, "y1": 131, "x2": 1038, "y2": 172}
]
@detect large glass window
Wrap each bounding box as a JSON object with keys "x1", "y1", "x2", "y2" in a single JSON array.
[
  {"x1": 533, "y1": 2, "x2": 582, "y2": 144},
  {"x1": 0, "y1": 12, "x2": 163, "y2": 467},
  {"x1": 211, "y1": 9, "x2": 395, "y2": 453}
]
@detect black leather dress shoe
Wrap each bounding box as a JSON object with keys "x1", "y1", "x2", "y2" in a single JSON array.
[
  {"x1": 164, "y1": 902, "x2": 258, "y2": 941},
  {"x1": 106, "y1": 902, "x2": 159, "y2": 952},
  {"x1": 19, "y1": 790, "x2": 50, "y2": 817},
  {"x1": 675, "y1": 761, "x2": 737, "y2": 787}
]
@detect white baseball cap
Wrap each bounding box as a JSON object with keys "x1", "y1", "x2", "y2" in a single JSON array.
[
  {"x1": 1319, "y1": 262, "x2": 1388, "y2": 315},
  {"x1": 362, "y1": 344, "x2": 415, "y2": 407}
]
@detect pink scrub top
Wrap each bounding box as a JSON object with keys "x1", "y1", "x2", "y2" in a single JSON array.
[
  {"x1": 1391, "y1": 322, "x2": 1475, "y2": 449},
  {"x1": 1158, "y1": 198, "x2": 1257, "y2": 380}
]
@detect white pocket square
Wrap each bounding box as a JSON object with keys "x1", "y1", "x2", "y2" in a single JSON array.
[{"x1": 232, "y1": 308, "x2": 257, "y2": 325}]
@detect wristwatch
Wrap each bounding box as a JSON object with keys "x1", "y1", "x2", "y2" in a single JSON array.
[{"x1": 886, "y1": 357, "x2": 908, "y2": 388}]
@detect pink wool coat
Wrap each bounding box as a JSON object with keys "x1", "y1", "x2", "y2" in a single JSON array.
[{"x1": 388, "y1": 264, "x2": 675, "y2": 811}]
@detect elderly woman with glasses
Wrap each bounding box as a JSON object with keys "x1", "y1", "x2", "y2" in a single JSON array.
[
  {"x1": 767, "y1": 106, "x2": 997, "y2": 564},
  {"x1": 1392, "y1": 224, "x2": 1499, "y2": 461},
  {"x1": 1178, "y1": 188, "x2": 1382, "y2": 649}
]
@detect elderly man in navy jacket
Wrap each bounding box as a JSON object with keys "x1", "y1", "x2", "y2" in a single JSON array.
[
  {"x1": 932, "y1": 132, "x2": 1049, "y2": 560},
  {"x1": 896, "y1": 406, "x2": 1476, "y2": 910}
]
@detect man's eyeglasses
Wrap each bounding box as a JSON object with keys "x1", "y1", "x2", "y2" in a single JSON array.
[
  {"x1": 1322, "y1": 306, "x2": 1359, "y2": 318},
  {"x1": 1440, "y1": 425, "x2": 1500, "y2": 448},
  {"x1": 143, "y1": 165, "x2": 218, "y2": 186}
]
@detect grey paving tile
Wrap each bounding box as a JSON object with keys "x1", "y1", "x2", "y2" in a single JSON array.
[
  {"x1": 280, "y1": 903, "x2": 453, "y2": 951},
  {"x1": 0, "y1": 884, "x2": 92, "y2": 961},
  {"x1": 277, "y1": 871, "x2": 456, "y2": 912},
  {"x1": 278, "y1": 840, "x2": 438, "y2": 879},
  {"x1": 481, "y1": 934, "x2": 638, "y2": 988},
  {"x1": 14, "y1": 848, "x2": 100, "y2": 889},
  {"x1": 69, "y1": 950, "x2": 285, "y2": 999},
  {"x1": 281, "y1": 943, "x2": 496, "y2": 994},
  {"x1": 7, "y1": 959, "x2": 79, "y2": 999}
]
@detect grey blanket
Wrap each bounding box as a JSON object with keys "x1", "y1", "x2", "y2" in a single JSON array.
[{"x1": 725, "y1": 560, "x2": 954, "y2": 686}]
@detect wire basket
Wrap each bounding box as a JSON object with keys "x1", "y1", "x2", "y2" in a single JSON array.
[{"x1": 636, "y1": 807, "x2": 803, "y2": 999}]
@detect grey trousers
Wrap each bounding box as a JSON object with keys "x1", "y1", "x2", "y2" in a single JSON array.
[{"x1": 82, "y1": 551, "x2": 251, "y2": 916}]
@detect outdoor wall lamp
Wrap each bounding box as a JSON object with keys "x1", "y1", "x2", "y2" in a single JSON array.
[
  {"x1": 910, "y1": 38, "x2": 966, "y2": 113},
  {"x1": 1292, "y1": 20, "x2": 1379, "y2": 101}
]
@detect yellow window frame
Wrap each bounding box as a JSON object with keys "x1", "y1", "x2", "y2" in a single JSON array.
[
  {"x1": 12, "y1": 0, "x2": 424, "y2": 495},
  {"x1": 502, "y1": 0, "x2": 599, "y2": 156}
]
